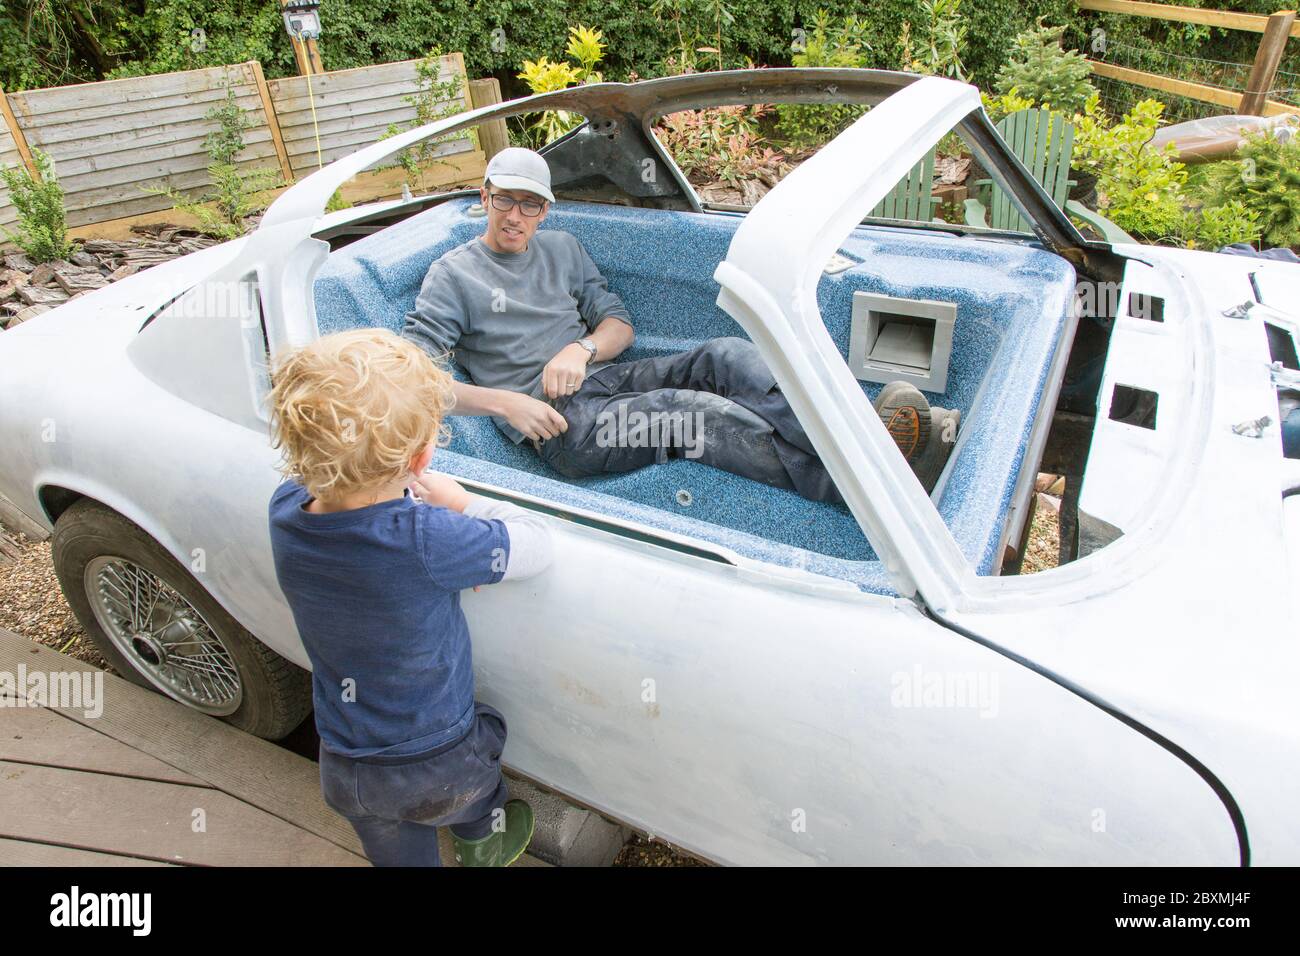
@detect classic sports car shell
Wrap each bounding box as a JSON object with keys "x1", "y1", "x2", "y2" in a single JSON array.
[{"x1": 1, "y1": 69, "x2": 1297, "y2": 865}]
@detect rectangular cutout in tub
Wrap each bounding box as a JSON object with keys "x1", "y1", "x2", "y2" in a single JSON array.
[
  {"x1": 1108, "y1": 384, "x2": 1158, "y2": 430},
  {"x1": 1266, "y1": 321, "x2": 1299, "y2": 370},
  {"x1": 1127, "y1": 291, "x2": 1165, "y2": 323},
  {"x1": 848, "y1": 291, "x2": 955, "y2": 392}
]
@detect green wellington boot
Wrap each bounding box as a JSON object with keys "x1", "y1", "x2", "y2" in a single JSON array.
[{"x1": 450, "y1": 799, "x2": 536, "y2": 867}]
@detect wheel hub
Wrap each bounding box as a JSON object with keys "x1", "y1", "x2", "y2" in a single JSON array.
[
  {"x1": 83, "y1": 556, "x2": 242, "y2": 716},
  {"x1": 129, "y1": 630, "x2": 166, "y2": 666}
]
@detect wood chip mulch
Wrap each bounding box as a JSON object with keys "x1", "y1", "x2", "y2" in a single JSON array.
[
  {"x1": 0, "y1": 533, "x2": 106, "y2": 668},
  {"x1": 614, "y1": 833, "x2": 710, "y2": 867},
  {"x1": 1, "y1": 223, "x2": 223, "y2": 332}
]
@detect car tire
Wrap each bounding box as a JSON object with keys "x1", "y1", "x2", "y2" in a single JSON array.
[{"x1": 51, "y1": 498, "x2": 312, "y2": 740}]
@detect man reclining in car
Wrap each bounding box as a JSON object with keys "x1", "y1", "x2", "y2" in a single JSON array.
[{"x1": 402, "y1": 147, "x2": 958, "y2": 502}]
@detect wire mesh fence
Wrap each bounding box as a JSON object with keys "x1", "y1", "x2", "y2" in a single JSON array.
[
  {"x1": 1088, "y1": 38, "x2": 1249, "y2": 123},
  {"x1": 1272, "y1": 67, "x2": 1300, "y2": 110}
]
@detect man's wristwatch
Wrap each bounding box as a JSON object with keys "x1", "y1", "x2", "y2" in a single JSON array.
[{"x1": 576, "y1": 337, "x2": 598, "y2": 363}]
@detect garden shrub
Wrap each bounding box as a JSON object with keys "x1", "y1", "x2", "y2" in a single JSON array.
[
  {"x1": 516, "y1": 26, "x2": 606, "y2": 146},
  {"x1": 1195, "y1": 131, "x2": 1300, "y2": 251},
  {"x1": 900, "y1": 0, "x2": 968, "y2": 80},
  {"x1": 1177, "y1": 200, "x2": 1261, "y2": 251},
  {"x1": 774, "y1": 9, "x2": 871, "y2": 151},
  {"x1": 144, "y1": 80, "x2": 283, "y2": 239},
  {"x1": 0, "y1": 148, "x2": 75, "y2": 264},
  {"x1": 655, "y1": 104, "x2": 784, "y2": 187},
  {"x1": 1071, "y1": 93, "x2": 1187, "y2": 240},
  {"x1": 995, "y1": 18, "x2": 1095, "y2": 114}
]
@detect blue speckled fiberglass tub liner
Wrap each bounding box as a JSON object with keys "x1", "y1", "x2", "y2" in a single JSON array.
[{"x1": 314, "y1": 197, "x2": 1076, "y2": 595}]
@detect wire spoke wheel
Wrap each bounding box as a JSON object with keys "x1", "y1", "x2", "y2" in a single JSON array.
[{"x1": 84, "y1": 555, "x2": 243, "y2": 715}]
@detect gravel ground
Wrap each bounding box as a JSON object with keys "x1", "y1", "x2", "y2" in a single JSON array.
[
  {"x1": 614, "y1": 834, "x2": 709, "y2": 867},
  {"x1": 1021, "y1": 495, "x2": 1061, "y2": 575},
  {"x1": 0, "y1": 533, "x2": 106, "y2": 668}
]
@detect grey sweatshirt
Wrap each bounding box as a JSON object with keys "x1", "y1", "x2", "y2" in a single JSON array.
[{"x1": 402, "y1": 231, "x2": 633, "y2": 444}]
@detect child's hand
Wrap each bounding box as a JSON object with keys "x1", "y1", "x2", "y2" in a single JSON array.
[{"x1": 409, "y1": 471, "x2": 472, "y2": 513}]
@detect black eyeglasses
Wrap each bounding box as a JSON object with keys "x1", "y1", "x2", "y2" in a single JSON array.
[{"x1": 487, "y1": 192, "x2": 546, "y2": 217}]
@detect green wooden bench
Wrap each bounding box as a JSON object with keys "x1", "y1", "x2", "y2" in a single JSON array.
[
  {"x1": 870, "y1": 149, "x2": 942, "y2": 221},
  {"x1": 964, "y1": 108, "x2": 1134, "y2": 244}
]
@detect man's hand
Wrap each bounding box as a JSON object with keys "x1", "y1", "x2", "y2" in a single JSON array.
[
  {"x1": 409, "y1": 471, "x2": 472, "y2": 513},
  {"x1": 541, "y1": 342, "x2": 592, "y2": 400},
  {"x1": 501, "y1": 391, "x2": 568, "y2": 442}
]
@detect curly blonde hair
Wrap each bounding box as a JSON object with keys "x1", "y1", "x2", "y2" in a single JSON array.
[{"x1": 268, "y1": 329, "x2": 455, "y2": 501}]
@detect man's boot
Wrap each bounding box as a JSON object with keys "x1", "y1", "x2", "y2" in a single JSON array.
[{"x1": 873, "y1": 382, "x2": 959, "y2": 493}]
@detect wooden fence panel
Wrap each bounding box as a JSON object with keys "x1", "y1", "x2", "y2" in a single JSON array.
[
  {"x1": 267, "y1": 55, "x2": 476, "y2": 179},
  {"x1": 0, "y1": 126, "x2": 19, "y2": 230},
  {"x1": 7, "y1": 63, "x2": 285, "y2": 228},
  {"x1": 0, "y1": 53, "x2": 486, "y2": 237}
]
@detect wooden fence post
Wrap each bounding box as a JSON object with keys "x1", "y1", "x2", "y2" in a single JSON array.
[
  {"x1": 468, "y1": 77, "x2": 509, "y2": 162},
  {"x1": 306, "y1": 38, "x2": 325, "y2": 75},
  {"x1": 1241, "y1": 9, "x2": 1296, "y2": 115},
  {"x1": 249, "y1": 62, "x2": 295, "y2": 184},
  {"x1": 0, "y1": 85, "x2": 39, "y2": 178},
  {"x1": 279, "y1": 1, "x2": 314, "y2": 75}
]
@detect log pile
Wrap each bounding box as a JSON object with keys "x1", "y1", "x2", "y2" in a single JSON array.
[{"x1": 0, "y1": 225, "x2": 221, "y2": 331}]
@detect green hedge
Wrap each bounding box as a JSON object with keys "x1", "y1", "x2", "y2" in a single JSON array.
[
  {"x1": 322, "y1": 0, "x2": 1076, "y2": 94},
  {"x1": 1, "y1": 0, "x2": 1073, "y2": 94}
]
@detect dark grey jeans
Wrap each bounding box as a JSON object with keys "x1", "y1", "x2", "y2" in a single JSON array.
[
  {"x1": 318, "y1": 702, "x2": 510, "y2": 867},
  {"x1": 535, "y1": 337, "x2": 844, "y2": 504}
]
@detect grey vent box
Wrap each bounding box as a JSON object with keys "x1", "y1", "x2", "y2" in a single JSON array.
[{"x1": 848, "y1": 291, "x2": 956, "y2": 393}]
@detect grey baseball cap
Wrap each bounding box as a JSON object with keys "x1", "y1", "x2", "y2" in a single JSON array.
[{"x1": 483, "y1": 147, "x2": 555, "y2": 203}]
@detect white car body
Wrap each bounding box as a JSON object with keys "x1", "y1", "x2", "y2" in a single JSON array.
[{"x1": 1, "y1": 70, "x2": 1296, "y2": 865}]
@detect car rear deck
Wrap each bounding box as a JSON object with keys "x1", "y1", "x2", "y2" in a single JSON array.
[{"x1": 313, "y1": 196, "x2": 1076, "y2": 593}]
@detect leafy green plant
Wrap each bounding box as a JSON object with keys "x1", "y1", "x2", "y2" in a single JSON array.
[
  {"x1": 142, "y1": 80, "x2": 282, "y2": 240},
  {"x1": 981, "y1": 88, "x2": 1036, "y2": 124},
  {"x1": 648, "y1": 0, "x2": 734, "y2": 73},
  {"x1": 1071, "y1": 93, "x2": 1187, "y2": 241},
  {"x1": 774, "y1": 10, "x2": 871, "y2": 151},
  {"x1": 1, "y1": 147, "x2": 75, "y2": 263},
  {"x1": 695, "y1": 0, "x2": 736, "y2": 72},
  {"x1": 517, "y1": 25, "x2": 606, "y2": 147},
  {"x1": 655, "y1": 103, "x2": 785, "y2": 188},
  {"x1": 995, "y1": 18, "x2": 1096, "y2": 115},
  {"x1": 901, "y1": 0, "x2": 967, "y2": 81},
  {"x1": 1195, "y1": 131, "x2": 1300, "y2": 251},
  {"x1": 1177, "y1": 200, "x2": 1261, "y2": 250},
  {"x1": 648, "y1": 0, "x2": 702, "y2": 74},
  {"x1": 325, "y1": 188, "x2": 352, "y2": 213},
  {"x1": 381, "y1": 46, "x2": 474, "y2": 192},
  {"x1": 0, "y1": 1, "x2": 1120, "y2": 104}
]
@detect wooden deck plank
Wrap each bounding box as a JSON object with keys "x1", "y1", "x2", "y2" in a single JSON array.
[
  {"x1": 0, "y1": 837, "x2": 176, "y2": 866},
  {"x1": 0, "y1": 630, "x2": 547, "y2": 867},
  {"x1": 0, "y1": 761, "x2": 368, "y2": 866},
  {"x1": 0, "y1": 703, "x2": 211, "y2": 787},
  {"x1": 0, "y1": 629, "x2": 365, "y2": 857}
]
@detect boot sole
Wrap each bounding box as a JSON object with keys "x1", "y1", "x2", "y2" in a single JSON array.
[{"x1": 875, "y1": 381, "x2": 931, "y2": 461}]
